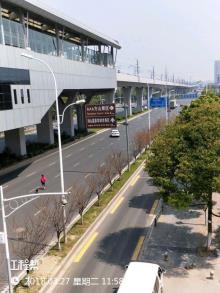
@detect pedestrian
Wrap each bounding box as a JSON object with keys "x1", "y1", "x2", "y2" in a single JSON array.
[{"x1": 40, "y1": 174, "x2": 47, "y2": 189}]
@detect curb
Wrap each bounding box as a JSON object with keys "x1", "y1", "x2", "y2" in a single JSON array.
[
  {"x1": 39, "y1": 161, "x2": 145, "y2": 293},
  {"x1": 0, "y1": 110, "x2": 150, "y2": 178}
]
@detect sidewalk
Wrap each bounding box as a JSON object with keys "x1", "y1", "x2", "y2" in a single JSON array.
[{"x1": 139, "y1": 193, "x2": 220, "y2": 293}]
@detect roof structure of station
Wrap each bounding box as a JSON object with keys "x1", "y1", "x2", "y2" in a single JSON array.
[{"x1": 0, "y1": 0, "x2": 121, "y2": 134}]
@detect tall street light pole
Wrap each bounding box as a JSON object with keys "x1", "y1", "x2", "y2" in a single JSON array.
[
  {"x1": 124, "y1": 105, "x2": 130, "y2": 171},
  {"x1": 0, "y1": 186, "x2": 12, "y2": 293},
  {"x1": 147, "y1": 84, "x2": 151, "y2": 144},
  {"x1": 0, "y1": 186, "x2": 69, "y2": 293},
  {"x1": 21, "y1": 53, "x2": 67, "y2": 241},
  {"x1": 165, "y1": 85, "x2": 168, "y2": 123}
]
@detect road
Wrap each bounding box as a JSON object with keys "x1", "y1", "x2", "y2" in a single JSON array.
[
  {"x1": 0, "y1": 99, "x2": 191, "y2": 288},
  {"x1": 42, "y1": 166, "x2": 158, "y2": 293}
]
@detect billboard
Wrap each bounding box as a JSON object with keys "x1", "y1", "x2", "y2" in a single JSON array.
[{"x1": 85, "y1": 104, "x2": 116, "y2": 128}]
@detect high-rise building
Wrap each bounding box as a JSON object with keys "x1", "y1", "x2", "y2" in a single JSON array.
[{"x1": 214, "y1": 61, "x2": 220, "y2": 83}]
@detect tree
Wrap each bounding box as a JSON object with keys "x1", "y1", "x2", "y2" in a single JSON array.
[
  {"x1": 131, "y1": 130, "x2": 149, "y2": 160},
  {"x1": 87, "y1": 169, "x2": 107, "y2": 206},
  {"x1": 73, "y1": 181, "x2": 95, "y2": 225},
  {"x1": 111, "y1": 150, "x2": 126, "y2": 177},
  {"x1": 12, "y1": 212, "x2": 50, "y2": 277},
  {"x1": 146, "y1": 97, "x2": 220, "y2": 249},
  {"x1": 102, "y1": 155, "x2": 116, "y2": 188}
]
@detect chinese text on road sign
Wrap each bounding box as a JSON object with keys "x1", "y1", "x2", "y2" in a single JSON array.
[{"x1": 85, "y1": 104, "x2": 116, "y2": 128}]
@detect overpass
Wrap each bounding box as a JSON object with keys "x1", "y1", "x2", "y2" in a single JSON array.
[
  {"x1": 114, "y1": 73, "x2": 193, "y2": 115},
  {"x1": 0, "y1": 0, "x2": 193, "y2": 156}
]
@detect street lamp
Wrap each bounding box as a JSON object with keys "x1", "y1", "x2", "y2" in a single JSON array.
[
  {"x1": 0, "y1": 186, "x2": 69, "y2": 293},
  {"x1": 167, "y1": 89, "x2": 175, "y2": 121},
  {"x1": 123, "y1": 105, "x2": 130, "y2": 171},
  {"x1": 21, "y1": 53, "x2": 67, "y2": 240},
  {"x1": 60, "y1": 99, "x2": 85, "y2": 124},
  {"x1": 147, "y1": 86, "x2": 160, "y2": 144}
]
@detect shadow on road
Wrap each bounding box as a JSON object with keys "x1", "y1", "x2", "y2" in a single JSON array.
[
  {"x1": 95, "y1": 227, "x2": 146, "y2": 268},
  {"x1": 0, "y1": 163, "x2": 32, "y2": 185},
  {"x1": 129, "y1": 193, "x2": 156, "y2": 211}
]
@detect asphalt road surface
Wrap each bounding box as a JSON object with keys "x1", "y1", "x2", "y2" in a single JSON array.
[
  {"x1": 43, "y1": 167, "x2": 158, "y2": 293},
  {"x1": 0, "y1": 99, "x2": 192, "y2": 288}
]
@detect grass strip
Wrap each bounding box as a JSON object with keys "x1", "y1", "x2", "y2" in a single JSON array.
[{"x1": 15, "y1": 153, "x2": 147, "y2": 292}]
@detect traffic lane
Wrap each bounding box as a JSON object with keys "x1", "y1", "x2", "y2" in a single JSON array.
[
  {"x1": 2, "y1": 104, "x2": 184, "y2": 228},
  {"x1": 1, "y1": 108, "x2": 168, "y2": 236},
  {"x1": 2, "y1": 100, "x2": 191, "y2": 193},
  {"x1": 51, "y1": 170, "x2": 158, "y2": 293},
  {"x1": 1, "y1": 110, "x2": 153, "y2": 197}
]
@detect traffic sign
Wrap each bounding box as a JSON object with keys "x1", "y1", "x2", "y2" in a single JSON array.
[
  {"x1": 150, "y1": 97, "x2": 166, "y2": 108},
  {"x1": 0, "y1": 232, "x2": 5, "y2": 244},
  {"x1": 85, "y1": 104, "x2": 116, "y2": 128}
]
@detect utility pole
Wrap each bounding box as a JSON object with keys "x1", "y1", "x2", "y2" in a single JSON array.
[{"x1": 124, "y1": 106, "x2": 130, "y2": 171}]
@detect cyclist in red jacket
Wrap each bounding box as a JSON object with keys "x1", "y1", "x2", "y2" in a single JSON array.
[{"x1": 40, "y1": 174, "x2": 47, "y2": 189}]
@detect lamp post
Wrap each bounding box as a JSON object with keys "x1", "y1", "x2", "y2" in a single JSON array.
[
  {"x1": 0, "y1": 187, "x2": 69, "y2": 293},
  {"x1": 124, "y1": 105, "x2": 130, "y2": 171},
  {"x1": 167, "y1": 89, "x2": 175, "y2": 121},
  {"x1": 147, "y1": 86, "x2": 160, "y2": 144},
  {"x1": 60, "y1": 99, "x2": 85, "y2": 124},
  {"x1": 21, "y1": 53, "x2": 66, "y2": 241}
]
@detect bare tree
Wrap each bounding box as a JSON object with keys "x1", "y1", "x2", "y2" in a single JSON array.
[
  {"x1": 73, "y1": 181, "x2": 94, "y2": 225},
  {"x1": 131, "y1": 130, "x2": 147, "y2": 160},
  {"x1": 111, "y1": 150, "x2": 126, "y2": 177},
  {"x1": 102, "y1": 155, "x2": 116, "y2": 188},
  {"x1": 44, "y1": 193, "x2": 77, "y2": 250},
  {"x1": 87, "y1": 169, "x2": 107, "y2": 206},
  {"x1": 12, "y1": 212, "x2": 50, "y2": 276}
]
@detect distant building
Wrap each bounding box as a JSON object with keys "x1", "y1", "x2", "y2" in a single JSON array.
[{"x1": 214, "y1": 61, "x2": 220, "y2": 83}]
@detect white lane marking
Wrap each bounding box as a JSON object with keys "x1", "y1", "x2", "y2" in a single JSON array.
[
  {"x1": 55, "y1": 173, "x2": 60, "y2": 178},
  {"x1": 25, "y1": 171, "x2": 36, "y2": 178},
  {"x1": 100, "y1": 162, "x2": 105, "y2": 167},
  {"x1": 80, "y1": 147, "x2": 85, "y2": 151},
  {"x1": 33, "y1": 112, "x2": 147, "y2": 164},
  {"x1": 84, "y1": 174, "x2": 90, "y2": 179},
  {"x1": 73, "y1": 162, "x2": 79, "y2": 167},
  {"x1": 88, "y1": 154, "x2": 93, "y2": 158},
  {"x1": 65, "y1": 154, "x2": 72, "y2": 158},
  {"x1": 49, "y1": 161, "x2": 56, "y2": 167},
  {"x1": 34, "y1": 210, "x2": 41, "y2": 216},
  {"x1": 3, "y1": 185, "x2": 8, "y2": 189}
]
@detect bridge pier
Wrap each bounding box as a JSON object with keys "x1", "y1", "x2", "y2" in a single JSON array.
[
  {"x1": 122, "y1": 87, "x2": 132, "y2": 116},
  {"x1": 136, "y1": 87, "x2": 144, "y2": 111},
  {"x1": 5, "y1": 127, "x2": 27, "y2": 156},
  {"x1": 37, "y1": 109, "x2": 55, "y2": 145},
  {"x1": 105, "y1": 89, "x2": 115, "y2": 104},
  {"x1": 76, "y1": 103, "x2": 87, "y2": 132}
]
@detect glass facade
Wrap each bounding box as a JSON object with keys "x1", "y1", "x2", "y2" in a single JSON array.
[
  {"x1": 0, "y1": 84, "x2": 12, "y2": 110},
  {"x1": 0, "y1": 67, "x2": 31, "y2": 110},
  {"x1": 0, "y1": 15, "x2": 114, "y2": 67}
]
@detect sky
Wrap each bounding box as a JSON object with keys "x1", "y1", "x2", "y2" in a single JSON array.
[{"x1": 44, "y1": 0, "x2": 220, "y2": 82}]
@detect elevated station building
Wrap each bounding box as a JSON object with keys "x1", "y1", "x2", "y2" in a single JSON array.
[{"x1": 0, "y1": 0, "x2": 120, "y2": 155}]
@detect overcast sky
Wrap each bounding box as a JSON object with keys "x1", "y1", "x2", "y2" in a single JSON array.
[{"x1": 45, "y1": 0, "x2": 220, "y2": 81}]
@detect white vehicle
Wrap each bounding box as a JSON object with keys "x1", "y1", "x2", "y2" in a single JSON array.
[
  {"x1": 169, "y1": 98, "x2": 177, "y2": 109},
  {"x1": 117, "y1": 262, "x2": 165, "y2": 293},
  {"x1": 111, "y1": 129, "x2": 120, "y2": 137}
]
